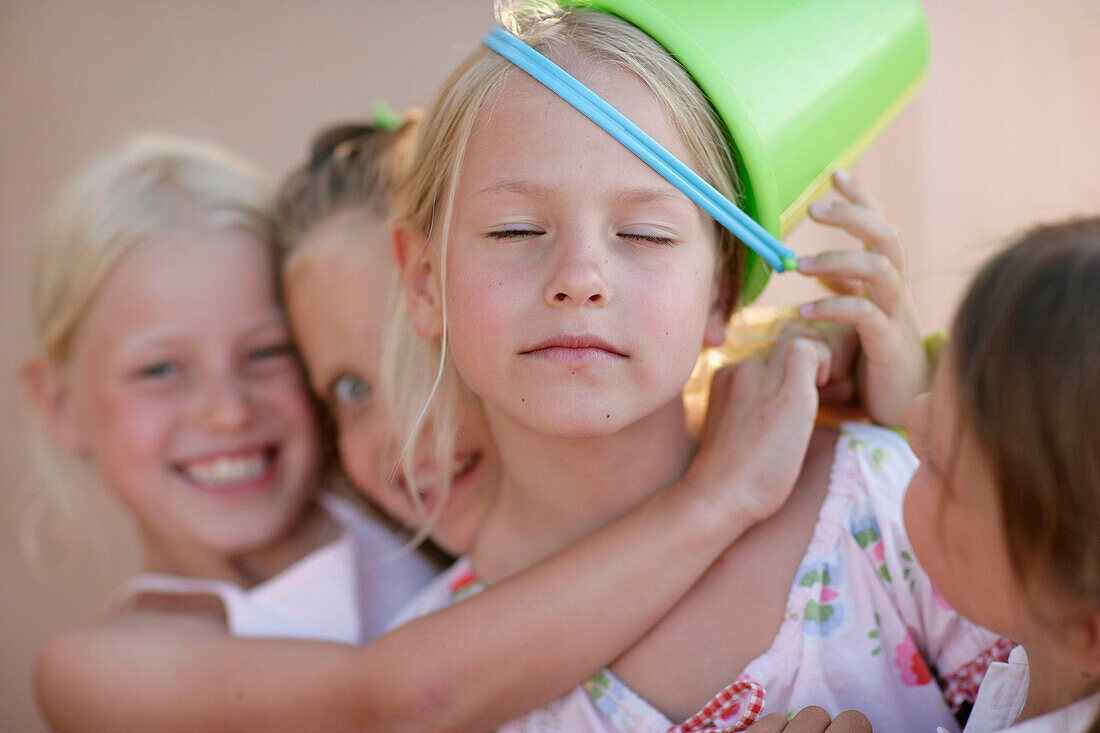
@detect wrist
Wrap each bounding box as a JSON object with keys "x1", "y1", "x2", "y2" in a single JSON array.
[{"x1": 667, "y1": 465, "x2": 757, "y2": 548}]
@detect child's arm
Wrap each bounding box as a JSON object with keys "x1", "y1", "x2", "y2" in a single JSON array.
[
  {"x1": 796, "y1": 170, "x2": 931, "y2": 428},
  {"x1": 36, "y1": 337, "x2": 828, "y2": 733}
]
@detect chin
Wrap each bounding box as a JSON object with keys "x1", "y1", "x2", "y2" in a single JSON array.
[{"x1": 541, "y1": 413, "x2": 636, "y2": 440}]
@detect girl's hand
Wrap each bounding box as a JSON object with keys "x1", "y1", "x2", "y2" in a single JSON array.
[
  {"x1": 745, "y1": 708, "x2": 872, "y2": 733},
  {"x1": 687, "y1": 334, "x2": 830, "y2": 525},
  {"x1": 797, "y1": 171, "x2": 930, "y2": 428}
]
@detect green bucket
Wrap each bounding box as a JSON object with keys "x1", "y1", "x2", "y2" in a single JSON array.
[{"x1": 568, "y1": 0, "x2": 930, "y2": 301}]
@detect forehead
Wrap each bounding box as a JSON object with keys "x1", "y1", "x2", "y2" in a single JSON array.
[
  {"x1": 463, "y1": 50, "x2": 700, "y2": 196},
  {"x1": 284, "y1": 241, "x2": 389, "y2": 372},
  {"x1": 81, "y1": 230, "x2": 279, "y2": 339}
]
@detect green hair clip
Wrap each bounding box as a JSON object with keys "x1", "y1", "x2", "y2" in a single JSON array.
[{"x1": 372, "y1": 99, "x2": 402, "y2": 131}]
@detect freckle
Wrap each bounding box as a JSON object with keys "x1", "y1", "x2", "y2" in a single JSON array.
[
  {"x1": 606, "y1": 414, "x2": 610, "y2": 419},
  {"x1": 521, "y1": 397, "x2": 525, "y2": 403}
]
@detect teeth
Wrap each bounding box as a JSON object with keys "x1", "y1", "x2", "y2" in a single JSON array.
[{"x1": 184, "y1": 452, "x2": 269, "y2": 485}]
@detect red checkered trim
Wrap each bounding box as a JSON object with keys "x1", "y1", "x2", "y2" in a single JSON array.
[
  {"x1": 448, "y1": 568, "x2": 479, "y2": 597},
  {"x1": 940, "y1": 637, "x2": 1015, "y2": 712},
  {"x1": 668, "y1": 678, "x2": 766, "y2": 733}
]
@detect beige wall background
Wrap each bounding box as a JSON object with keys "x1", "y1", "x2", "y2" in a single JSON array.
[{"x1": 1, "y1": 1, "x2": 1097, "y2": 730}]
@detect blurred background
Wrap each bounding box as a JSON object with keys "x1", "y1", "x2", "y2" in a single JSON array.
[{"x1": 1, "y1": 1, "x2": 1097, "y2": 729}]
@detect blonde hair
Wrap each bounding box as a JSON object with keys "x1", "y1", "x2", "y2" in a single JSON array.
[
  {"x1": 34, "y1": 134, "x2": 275, "y2": 362},
  {"x1": 383, "y1": 0, "x2": 748, "y2": 498},
  {"x1": 25, "y1": 134, "x2": 276, "y2": 565}
]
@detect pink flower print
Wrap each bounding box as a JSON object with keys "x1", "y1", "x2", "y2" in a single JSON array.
[
  {"x1": 895, "y1": 635, "x2": 933, "y2": 686},
  {"x1": 820, "y1": 587, "x2": 839, "y2": 603},
  {"x1": 873, "y1": 541, "x2": 885, "y2": 563}
]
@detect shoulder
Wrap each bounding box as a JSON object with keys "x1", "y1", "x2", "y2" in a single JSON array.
[{"x1": 832, "y1": 422, "x2": 917, "y2": 508}]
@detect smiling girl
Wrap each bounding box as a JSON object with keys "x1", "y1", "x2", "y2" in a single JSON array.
[
  {"x1": 277, "y1": 113, "x2": 499, "y2": 555},
  {"x1": 24, "y1": 134, "x2": 441, "y2": 647}
]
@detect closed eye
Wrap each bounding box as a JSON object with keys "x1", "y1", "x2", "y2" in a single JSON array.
[
  {"x1": 620, "y1": 231, "x2": 676, "y2": 246},
  {"x1": 486, "y1": 228, "x2": 544, "y2": 241}
]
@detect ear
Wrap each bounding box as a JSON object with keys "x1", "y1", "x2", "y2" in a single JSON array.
[
  {"x1": 1065, "y1": 608, "x2": 1100, "y2": 675},
  {"x1": 704, "y1": 271, "x2": 733, "y2": 347},
  {"x1": 392, "y1": 221, "x2": 443, "y2": 340},
  {"x1": 22, "y1": 357, "x2": 86, "y2": 457}
]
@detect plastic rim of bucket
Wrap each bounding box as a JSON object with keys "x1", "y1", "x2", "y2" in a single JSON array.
[{"x1": 563, "y1": 0, "x2": 929, "y2": 303}]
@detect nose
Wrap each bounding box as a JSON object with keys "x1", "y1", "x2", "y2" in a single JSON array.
[
  {"x1": 196, "y1": 372, "x2": 253, "y2": 432},
  {"x1": 543, "y1": 236, "x2": 610, "y2": 307}
]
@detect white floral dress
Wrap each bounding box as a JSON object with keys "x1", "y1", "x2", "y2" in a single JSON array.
[{"x1": 389, "y1": 423, "x2": 1011, "y2": 732}]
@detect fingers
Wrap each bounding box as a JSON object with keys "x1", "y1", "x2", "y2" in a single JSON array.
[
  {"x1": 831, "y1": 169, "x2": 881, "y2": 212},
  {"x1": 743, "y1": 708, "x2": 871, "y2": 733},
  {"x1": 771, "y1": 334, "x2": 831, "y2": 392},
  {"x1": 806, "y1": 201, "x2": 904, "y2": 271},
  {"x1": 814, "y1": 274, "x2": 862, "y2": 297},
  {"x1": 829, "y1": 710, "x2": 873, "y2": 733},
  {"x1": 797, "y1": 251, "x2": 901, "y2": 313},
  {"x1": 798, "y1": 296, "x2": 892, "y2": 357},
  {"x1": 784, "y1": 707, "x2": 835, "y2": 733}
]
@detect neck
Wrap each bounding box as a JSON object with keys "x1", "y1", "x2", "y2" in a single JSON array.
[
  {"x1": 471, "y1": 396, "x2": 695, "y2": 583},
  {"x1": 1018, "y1": 637, "x2": 1100, "y2": 722},
  {"x1": 140, "y1": 499, "x2": 339, "y2": 589}
]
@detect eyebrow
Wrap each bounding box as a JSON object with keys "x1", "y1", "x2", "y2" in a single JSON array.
[
  {"x1": 120, "y1": 313, "x2": 288, "y2": 353},
  {"x1": 475, "y1": 178, "x2": 555, "y2": 199},
  {"x1": 475, "y1": 178, "x2": 689, "y2": 209}
]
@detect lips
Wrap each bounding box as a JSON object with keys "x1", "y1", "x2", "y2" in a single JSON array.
[
  {"x1": 520, "y1": 334, "x2": 627, "y2": 364},
  {"x1": 394, "y1": 451, "x2": 482, "y2": 512}
]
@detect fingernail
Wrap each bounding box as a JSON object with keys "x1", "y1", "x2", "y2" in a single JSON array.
[
  {"x1": 798, "y1": 303, "x2": 814, "y2": 317},
  {"x1": 808, "y1": 201, "x2": 830, "y2": 217},
  {"x1": 834, "y1": 169, "x2": 851, "y2": 183},
  {"x1": 797, "y1": 255, "x2": 816, "y2": 270}
]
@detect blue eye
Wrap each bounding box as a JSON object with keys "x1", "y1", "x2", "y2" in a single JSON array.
[{"x1": 331, "y1": 374, "x2": 370, "y2": 406}]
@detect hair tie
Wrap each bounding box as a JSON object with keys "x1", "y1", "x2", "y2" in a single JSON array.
[{"x1": 372, "y1": 100, "x2": 402, "y2": 131}]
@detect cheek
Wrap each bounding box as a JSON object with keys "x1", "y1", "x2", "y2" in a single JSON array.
[
  {"x1": 902, "y1": 468, "x2": 941, "y2": 571},
  {"x1": 257, "y1": 373, "x2": 319, "y2": 441},
  {"x1": 337, "y1": 416, "x2": 397, "y2": 503},
  {"x1": 338, "y1": 419, "x2": 375, "y2": 480},
  {"x1": 87, "y1": 390, "x2": 175, "y2": 468},
  {"x1": 446, "y1": 267, "x2": 522, "y2": 369},
  {"x1": 634, "y1": 266, "x2": 715, "y2": 377}
]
